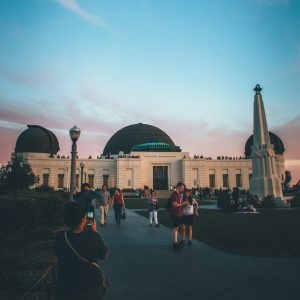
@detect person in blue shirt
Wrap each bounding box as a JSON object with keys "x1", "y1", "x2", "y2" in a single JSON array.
[{"x1": 75, "y1": 183, "x2": 102, "y2": 214}]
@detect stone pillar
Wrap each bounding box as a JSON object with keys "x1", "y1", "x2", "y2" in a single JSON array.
[{"x1": 249, "y1": 84, "x2": 287, "y2": 207}]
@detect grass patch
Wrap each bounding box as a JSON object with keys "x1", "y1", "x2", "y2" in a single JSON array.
[
  {"x1": 124, "y1": 197, "x2": 216, "y2": 209},
  {"x1": 136, "y1": 209, "x2": 300, "y2": 257}
]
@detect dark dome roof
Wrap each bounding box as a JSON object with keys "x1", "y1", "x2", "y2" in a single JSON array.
[
  {"x1": 15, "y1": 125, "x2": 60, "y2": 154},
  {"x1": 245, "y1": 131, "x2": 285, "y2": 158},
  {"x1": 103, "y1": 123, "x2": 176, "y2": 155}
]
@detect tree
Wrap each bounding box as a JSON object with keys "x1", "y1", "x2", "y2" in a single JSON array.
[{"x1": 0, "y1": 153, "x2": 38, "y2": 193}]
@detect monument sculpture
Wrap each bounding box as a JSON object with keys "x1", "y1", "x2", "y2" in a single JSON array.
[{"x1": 250, "y1": 84, "x2": 288, "y2": 207}]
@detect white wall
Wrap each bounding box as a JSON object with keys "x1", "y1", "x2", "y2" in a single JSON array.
[{"x1": 21, "y1": 151, "x2": 285, "y2": 190}]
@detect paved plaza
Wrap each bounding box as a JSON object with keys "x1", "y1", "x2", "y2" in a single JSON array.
[{"x1": 97, "y1": 209, "x2": 300, "y2": 300}]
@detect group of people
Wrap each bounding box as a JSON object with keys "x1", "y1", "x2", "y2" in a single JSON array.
[
  {"x1": 146, "y1": 183, "x2": 199, "y2": 250},
  {"x1": 55, "y1": 184, "x2": 129, "y2": 299},
  {"x1": 168, "y1": 182, "x2": 199, "y2": 250},
  {"x1": 54, "y1": 181, "x2": 199, "y2": 299},
  {"x1": 73, "y1": 183, "x2": 126, "y2": 226}
]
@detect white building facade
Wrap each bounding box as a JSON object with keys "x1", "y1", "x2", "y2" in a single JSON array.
[{"x1": 17, "y1": 139, "x2": 285, "y2": 191}]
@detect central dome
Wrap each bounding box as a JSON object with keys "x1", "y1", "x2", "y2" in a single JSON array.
[{"x1": 102, "y1": 123, "x2": 176, "y2": 155}]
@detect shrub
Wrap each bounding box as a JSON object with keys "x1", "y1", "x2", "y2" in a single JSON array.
[
  {"x1": 0, "y1": 190, "x2": 68, "y2": 236},
  {"x1": 261, "y1": 194, "x2": 276, "y2": 208}
]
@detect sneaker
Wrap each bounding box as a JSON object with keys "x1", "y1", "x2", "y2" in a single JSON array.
[
  {"x1": 149, "y1": 224, "x2": 152, "y2": 227},
  {"x1": 188, "y1": 240, "x2": 192, "y2": 246},
  {"x1": 179, "y1": 240, "x2": 185, "y2": 246},
  {"x1": 155, "y1": 224, "x2": 160, "y2": 228},
  {"x1": 100, "y1": 224, "x2": 104, "y2": 227}
]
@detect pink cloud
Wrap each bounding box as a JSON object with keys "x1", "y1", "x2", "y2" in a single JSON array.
[
  {"x1": 0, "y1": 127, "x2": 21, "y2": 165},
  {"x1": 1, "y1": 94, "x2": 299, "y2": 186},
  {"x1": 273, "y1": 114, "x2": 300, "y2": 159}
]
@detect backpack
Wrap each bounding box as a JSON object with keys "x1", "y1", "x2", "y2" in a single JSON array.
[{"x1": 164, "y1": 194, "x2": 174, "y2": 212}]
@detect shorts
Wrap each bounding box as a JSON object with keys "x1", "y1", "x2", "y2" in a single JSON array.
[
  {"x1": 182, "y1": 214, "x2": 194, "y2": 226},
  {"x1": 171, "y1": 214, "x2": 183, "y2": 228}
]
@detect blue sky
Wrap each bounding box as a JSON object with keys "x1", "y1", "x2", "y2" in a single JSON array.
[{"x1": 0, "y1": 0, "x2": 299, "y2": 178}]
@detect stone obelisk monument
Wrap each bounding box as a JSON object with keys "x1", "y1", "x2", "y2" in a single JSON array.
[{"x1": 250, "y1": 84, "x2": 287, "y2": 207}]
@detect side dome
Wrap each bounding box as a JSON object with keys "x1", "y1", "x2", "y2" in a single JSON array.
[
  {"x1": 245, "y1": 131, "x2": 285, "y2": 158},
  {"x1": 15, "y1": 125, "x2": 60, "y2": 154},
  {"x1": 102, "y1": 123, "x2": 177, "y2": 155}
]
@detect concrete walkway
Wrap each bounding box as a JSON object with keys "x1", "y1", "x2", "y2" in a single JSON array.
[{"x1": 96, "y1": 209, "x2": 300, "y2": 300}]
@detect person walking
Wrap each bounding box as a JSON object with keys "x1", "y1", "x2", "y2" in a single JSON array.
[
  {"x1": 99, "y1": 185, "x2": 111, "y2": 226},
  {"x1": 55, "y1": 202, "x2": 109, "y2": 300},
  {"x1": 170, "y1": 182, "x2": 188, "y2": 250},
  {"x1": 148, "y1": 191, "x2": 160, "y2": 227},
  {"x1": 182, "y1": 190, "x2": 199, "y2": 246},
  {"x1": 75, "y1": 183, "x2": 96, "y2": 214},
  {"x1": 112, "y1": 188, "x2": 125, "y2": 225}
]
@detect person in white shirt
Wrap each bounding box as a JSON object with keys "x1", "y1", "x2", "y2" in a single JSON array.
[
  {"x1": 182, "y1": 190, "x2": 199, "y2": 245},
  {"x1": 99, "y1": 185, "x2": 111, "y2": 226},
  {"x1": 148, "y1": 191, "x2": 160, "y2": 227}
]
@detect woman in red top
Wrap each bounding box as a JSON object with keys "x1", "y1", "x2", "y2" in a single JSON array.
[{"x1": 112, "y1": 188, "x2": 125, "y2": 225}]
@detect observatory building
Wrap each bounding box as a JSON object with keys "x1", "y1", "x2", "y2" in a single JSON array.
[{"x1": 15, "y1": 121, "x2": 285, "y2": 191}]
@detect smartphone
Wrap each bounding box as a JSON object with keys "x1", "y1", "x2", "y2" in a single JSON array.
[{"x1": 86, "y1": 211, "x2": 94, "y2": 220}]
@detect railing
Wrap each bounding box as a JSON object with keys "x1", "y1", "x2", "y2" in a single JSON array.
[{"x1": 21, "y1": 260, "x2": 57, "y2": 300}]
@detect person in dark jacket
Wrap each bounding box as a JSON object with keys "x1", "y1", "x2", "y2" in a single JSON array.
[
  {"x1": 55, "y1": 202, "x2": 109, "y2": 300},
  {"x1": 75, "y1": 183, "x2": 98, "y2": 214}
]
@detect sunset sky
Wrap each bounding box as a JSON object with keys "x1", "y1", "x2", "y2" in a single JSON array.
[{"x1": 0, "y1": 0, "x2": 299, "y2": 182}]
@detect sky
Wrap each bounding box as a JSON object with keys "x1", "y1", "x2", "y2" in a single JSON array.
[{"x1": 0, "y1": 0, "x2": 299, "y2": 182}]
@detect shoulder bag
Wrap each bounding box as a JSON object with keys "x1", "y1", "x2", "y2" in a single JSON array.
[{"x1": 64, "y1": 231, "x2": 108, "y2": 294}]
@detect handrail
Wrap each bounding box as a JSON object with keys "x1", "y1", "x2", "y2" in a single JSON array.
[{"x1": 21, "y1": 258, "x2": 57, "y2": 300}]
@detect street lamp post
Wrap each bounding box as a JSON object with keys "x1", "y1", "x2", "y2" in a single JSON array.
[
  {"x1": 80, "y1": 161, "x2": 85, "y2": 190},
  {"x1": 69, "y1": 125, "x2": 81, "y2": 201},
  {"x1": 65, "y1": 162, "x2": 69, "y2": 191}
]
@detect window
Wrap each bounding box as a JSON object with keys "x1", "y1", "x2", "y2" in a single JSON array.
[
  {"x1": 209, "y1": 174, "x2": 215, "y2": 188},
  {"x1": 209, "y1": 170, "x2": 215, "y2": 188},
  {"x1": 236, "y1": 174, "x2": 242, "y2": 188},
  {"x1": 88, "y1": 174, "x2": 94, "y2": 188},
  {"x1": 223, "y1": 174, "x2": 229, "y2": 188},
  {"x1": 126, "y1": 168, "x2": 133, "y2": 188},
  {"x1": 103, "y1": 175, "x2": 109, "y2": 187},
  {"x1": 42, "y1": 174, "x2": 49, "y2": 186},
  {"x1": 192, "y1": 169, "x2": 198, "y2": 187},
  {"x1": 58, "y1": 174, "x2": 64, "y2": 188},
  {"x1": 249, "y1": 173, "x2": 252, "y2": 182}
]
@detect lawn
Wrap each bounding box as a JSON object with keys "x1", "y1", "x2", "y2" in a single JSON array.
[
  {"x1": 136, "y1": 208, "x2": 300, "y2": 257},
  {"x1": 124, "y1": 197, "x2": 215, "y2": 209},
  {"x1": 124, "y1": 197, "x2": 168, "y2": 209}
]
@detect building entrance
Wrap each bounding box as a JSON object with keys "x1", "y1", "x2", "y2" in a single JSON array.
[{"x1": 153, "y1": 166, "x2": 168, "y2": 190}]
